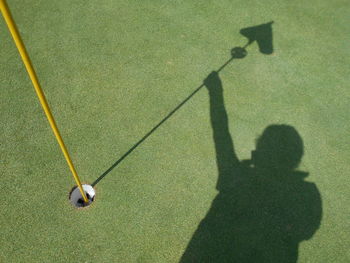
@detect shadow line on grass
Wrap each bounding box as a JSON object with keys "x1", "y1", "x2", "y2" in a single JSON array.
[
  {"x1": 91, "y1": 42, "x2": 253, "y2": 187},
  {"x1": 92, "y1": 21, "x2": 273, "y2": 187}
]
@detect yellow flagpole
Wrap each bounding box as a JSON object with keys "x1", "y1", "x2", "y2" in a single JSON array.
[{"x1": 0, "y1": 0, "x2": 88, "y2": 203}]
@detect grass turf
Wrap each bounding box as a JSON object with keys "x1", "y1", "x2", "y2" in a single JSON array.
[{"x1": 1, "y1": 0, "x2": 349, "y2": 262}]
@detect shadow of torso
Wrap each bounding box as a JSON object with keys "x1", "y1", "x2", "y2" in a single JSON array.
[
  {"x1": 180, "y1": 165, "x2": 322, "y2": 263},
  {"x1": 180, "y1": 72, "x2": 322, "y2": 263}
]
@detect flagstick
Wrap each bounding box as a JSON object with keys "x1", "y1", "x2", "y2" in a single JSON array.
[{"x1": 0, "y1": 0, "x2": 89, "y2": 203}]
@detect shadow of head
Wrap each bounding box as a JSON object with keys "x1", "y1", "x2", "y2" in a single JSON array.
[{"x1": 252, "y1": 125, "x2": 304, "y2": 171}]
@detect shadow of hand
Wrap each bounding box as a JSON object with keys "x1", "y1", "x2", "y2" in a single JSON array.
[{"x1": 204, "y1": 71, "x2": 222, "y2": 92}]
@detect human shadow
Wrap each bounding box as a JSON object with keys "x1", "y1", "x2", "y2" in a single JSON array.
[{"x1": 179, "y1": 72, "x2": 322, "y2": 263}]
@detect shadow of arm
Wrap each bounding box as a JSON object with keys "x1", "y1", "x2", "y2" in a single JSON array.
[{"x1": 205, "y1": 72, "x2": 240, "y2": 191}]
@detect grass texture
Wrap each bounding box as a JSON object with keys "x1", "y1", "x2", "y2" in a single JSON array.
[{"x1": 1, "y1": 0, "x2": 349, "y2": 262}]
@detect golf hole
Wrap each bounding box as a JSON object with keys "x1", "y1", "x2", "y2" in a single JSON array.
[{"x1": 69, "y1": 184, "x2": 95, "y2": 208}]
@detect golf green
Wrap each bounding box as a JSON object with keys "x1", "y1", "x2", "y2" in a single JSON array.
[{"x1": 1, "y1": 0, "x2": 349, "y2": 262}]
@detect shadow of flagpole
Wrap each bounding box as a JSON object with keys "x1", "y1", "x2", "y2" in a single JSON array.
[
  {"x1": 91, "y1": 44, "x2": 250, "y2": 187},
  {"x1": 92, "y1": 21, "x2": 274, "y2": 186}
]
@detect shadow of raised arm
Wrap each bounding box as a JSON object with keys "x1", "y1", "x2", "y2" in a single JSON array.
[{"x1": 204, "y1": 71, "x2": 240, "y2": 191}]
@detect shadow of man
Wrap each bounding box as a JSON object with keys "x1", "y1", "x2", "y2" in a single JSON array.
[{"x1": 180, "y1": 72, "x2": 322, "y2": 263}]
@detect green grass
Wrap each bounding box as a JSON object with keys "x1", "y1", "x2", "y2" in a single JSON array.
[{"x1": 1, "y1": 0, "x2": 349, "y2": 262}]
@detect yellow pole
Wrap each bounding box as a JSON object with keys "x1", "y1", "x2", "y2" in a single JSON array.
[{"x1": 0, "y1": 0, "x2": 88, "y2": 203}]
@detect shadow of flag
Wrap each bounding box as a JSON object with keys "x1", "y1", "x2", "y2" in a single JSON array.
[{"x1": 240, "y1": 21, "x2": 274, "y2": 54}]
